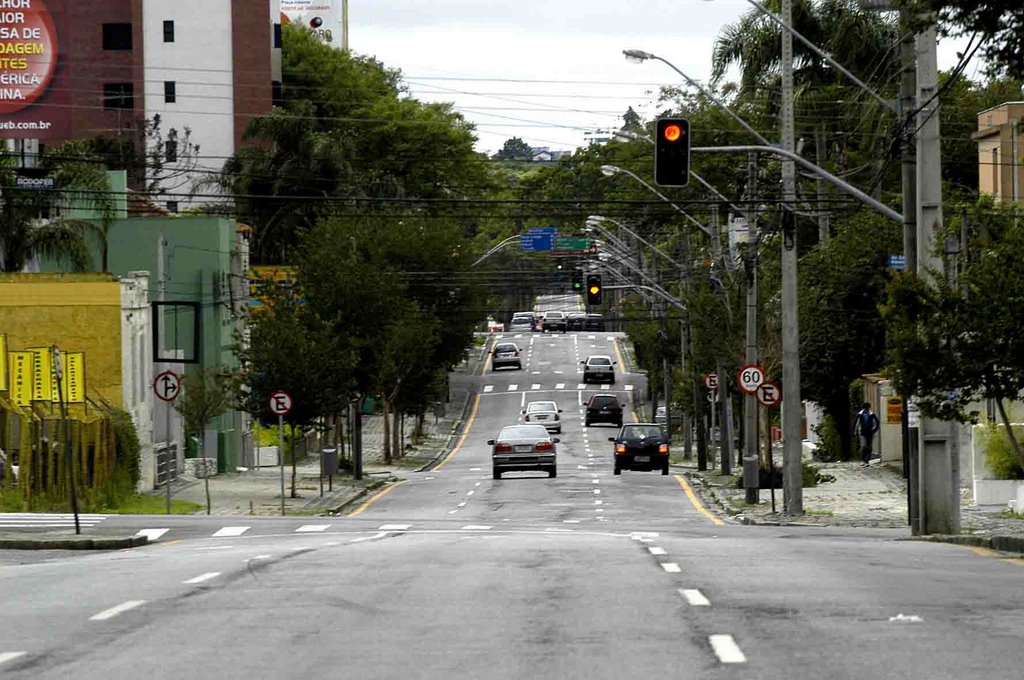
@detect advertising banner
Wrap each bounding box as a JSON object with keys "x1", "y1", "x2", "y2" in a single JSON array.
[
  {"x1": 28, "y1": 346, "x2": 50, "y2": 401},
  {"x1": 280, "y1": 0, "x2": 343, "y2": 46},
  {"x1": 8, "y1": 351, "x2": 32, "y2": 407},
  {"x1": 0, "y1": 0, "x2": 67, "y2": 139},
  {"x1": 62, "y1": 351, "x2": 84, "y2": 403}
]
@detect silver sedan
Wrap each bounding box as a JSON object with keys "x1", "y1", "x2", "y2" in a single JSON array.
[{"x1": 488, "y1": 424, "x2": 559, "y2": 479}]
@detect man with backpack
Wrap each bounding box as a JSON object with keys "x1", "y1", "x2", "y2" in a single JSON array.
[{"x1": 853, "y1": 402, "x2": 881, "y2": 467}]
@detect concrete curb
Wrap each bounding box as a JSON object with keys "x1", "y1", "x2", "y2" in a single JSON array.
[
  {"x1": 910, "y1": 533, "x2": 1024, "y2": 555},
  {"x1": 418, "y1": 387, "x2": 476, "y2": 473},
  {"x1": 0, "y1": 534, "x2": 149, "y2": 551}
]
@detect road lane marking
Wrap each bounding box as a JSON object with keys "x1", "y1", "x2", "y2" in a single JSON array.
[
  {"x1": 660, "y1": 563, "x2": 681, "y2": 573},
  {"x1": 347, "y1": 480, "x2": 408, "y2": 517},
  {"x1": 679, "y1": 589, "x2": 711, "y2": 606},
  {"x1": 556, "y1": 383, "x2": 565, "y2": 389},
  {"x1": 521, "y1": 391, "x2": 526, "y2": 407},
  {"x1": 251, "y1": 555, "x2": 272, "y2": 560},
  {"x1": 625, "y1": 384, "x2": 634, "y2": 391},
  {"x1": 296, "y1": 525, "x2": 330, "y2": 533},
  {"x1": 601, "y1": 384, "x2": 610, "y2": 390},
  {"x1": 466, "y1": 490, "x2": 475, "y2": 496},
  {"x1": 136, "y1": 528, "x2": 169, "y2": 541},
  {"x1": 350, "y1": 532, "x2": 388, "y2": 543},
  {"x1": 709, "y1": 635, "x2": 747, "y2": 664},
  {"x1": 196, "y1": 546, "x2": 233, "y2": 551},
  {"x1": 378, "y1": 524, "x2": 410, "y2": 531},
  {"x1": 183, "y1": 572, "x2": 221, "y2": 585},
  {"x1": 531, "y1": 383, "x2": 541, "y2": 390},
  {"x1": 648, "y1": 547, "x2": 667, "y2": 555},
  {"x1": 461, "y1": 525, "x2": 492, "y2": 530},
  {"x1": 592, "y1": 479, "x2": 600, "y2": 484},
  {"x1": 434, "y1": 394, "x2": 481, "y2": 471},
  {"x1": 577, "y1": 383, "x2": 586, "y2": 390},
  {"x1": 595, "y1": 500, "x2": 603, "y2": 505},
  {"x1": 612, "y1": 338, "x2": 627, "y2": 373},
  {"x1": 0, "y1": 652, "x2": 26, "y2": 666},
  {"x1": 212, "y1": 526, "x2": 250, "y2": 538},
  {"x1": 90, "y1": 600, "x2": 147, "y2": 621},
  {"x1": 508, "y1": 384, "x2": 518, "y2": 391},
  {"x1": 458, "y1": 502, "x2": 467, "y2": 507},
  {"x1": 673, "y1": 475, "x2": 725, "y2": 526},
  {"x1": 483, "y1": 385, "x2": 494, "y2": 393}
]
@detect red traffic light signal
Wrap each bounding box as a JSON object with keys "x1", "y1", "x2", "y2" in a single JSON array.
[{"x1": 655, "y1": 118, "x2": 690, "y2": 187}]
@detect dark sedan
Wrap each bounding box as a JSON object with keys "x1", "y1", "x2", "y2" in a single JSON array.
[{"x1": 609, "y1": 423, "x2": 670, "y2": 475}]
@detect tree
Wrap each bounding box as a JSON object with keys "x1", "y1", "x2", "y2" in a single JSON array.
[
  {"x1": 914, "y1": 1, "x2": 1024, "y2": 79},
  {"x1": 174, "y1": 368, "x2": 232, "y2": 514},
  {"x1": 882, "y1": 199, "x2": 1024, "y2": 469},
  {"x1": 0, "y1": 142, "x2": 114, "y2": 272},
  {"x1": 143, "y1": 114, "x2": 201, "y2": 204},
  {"x1": 492, "y1": 137, "x2": 533, "y2": 162}
]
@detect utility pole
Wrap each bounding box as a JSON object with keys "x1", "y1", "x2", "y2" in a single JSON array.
[
  {"x1": 743, "y1": 153, "x2": 760, "y2": 504},
  {"x1": 915, "y1": 18, "x2": 958, "y2": 535},
  {"x1": 899, "y1": 9, "x2": 920, "y2": 533},
  {"x1": 780, "y1": 0, "x2": 803, "y2": 515}
]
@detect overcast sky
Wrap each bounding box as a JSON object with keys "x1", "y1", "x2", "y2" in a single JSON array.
[{"x1": 347, "y1": 0, "x2": 974, "y2": 154}]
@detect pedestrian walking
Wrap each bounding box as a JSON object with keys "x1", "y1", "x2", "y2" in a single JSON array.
[{"x1": 853, "y1": 402, "x2": 880, "y2": 467}]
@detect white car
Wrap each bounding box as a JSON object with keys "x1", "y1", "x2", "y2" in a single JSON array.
[
  {"x1": 582, "y1": 355, "x2": 616, "y2": 384},
  {"x1": 522, "y1": 400, "x2": 563, "y2": 434}
]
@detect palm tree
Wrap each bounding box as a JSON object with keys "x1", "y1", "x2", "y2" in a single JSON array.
[{"x1": 0, "y1": 141, "x2": 114, "y2": 273}]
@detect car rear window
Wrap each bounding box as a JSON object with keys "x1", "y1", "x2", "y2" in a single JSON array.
[
  {"x1": 499, "y1": 425, "x2": 550, "y2": 439},
  {"x1": 495, "y1": 344, "x2": 517, "y2": 352},
  {"x1": 621, "y1": 425, "x2": 662, "y2": 439},
  {"x1": 588, "y1": 357, "x2": 611, "y2": 366},
  {"x1": 526, "y1": 402, "x2": 557, "y2": 413},
  {"x1": 545, "y1": 312, "x2": 564, "y2": 319},
  {"x1": 590, "y1": 395, "x2": 619, "y2": 407}
]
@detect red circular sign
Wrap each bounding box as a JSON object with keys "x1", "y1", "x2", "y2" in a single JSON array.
[{"x1": 0, "y1": 0, "x2": 59, "y2": 115}]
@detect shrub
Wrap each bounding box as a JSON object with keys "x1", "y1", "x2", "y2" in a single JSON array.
[
  {"x1": 977, "y1": 422, "x2": 1024, "y2": 480},
  {"x1": 811, "y1": 414, "x2": 843, "y2": 462}
]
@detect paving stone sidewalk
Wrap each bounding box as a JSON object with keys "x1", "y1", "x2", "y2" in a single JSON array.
[{"x1": 678, "y1": 454, "x2": 1024, "y2": 539}]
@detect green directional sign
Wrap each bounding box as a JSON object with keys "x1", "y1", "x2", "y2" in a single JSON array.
[{"x1": 554, "y1": 236, "x2": 590, "y2": 251}]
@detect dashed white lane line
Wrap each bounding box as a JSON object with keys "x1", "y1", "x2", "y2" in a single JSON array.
[
  {"x1": 483, "y1": 385, "x2": 494, "y2": 393},
  {"x1": 594, "y1": 500, "x2": 603, "y2": 505},
  {"x1": 90, "y1": 600, "x2": 147, "y2": 621},
  {"x1": 212, "y1": 526, "x2": 250, "y2": 538},
  {"x1": 378, "y1": 524, "x2": 410, "y2": 531},
  {"x1": 508, "y1": 384, "x2": 518, "y2": 391},
  {"x1": 251, "y1": 555, "x2": 272, "y2": 560},
  {"x1": 475, "y1": 481, "x2": 482, "y2": 486},
  {"x1": 709, "y1": 635, "x2": 747, "y2": 664},
  {"x1": 183, "y1": 572, "x2": 221, "y2": 585},
  {"x1": 531, "y1": 383, "x2": 541, "y2": 390},
  {"x1": 351, "y1": 532, "x2": 388, "y2": 543},
  {"x1": 593, "y1": 489, "x2": 601, "y2": 495},
  {"x1": 660, "y1": 563, "x2": 681, "y2": 573},
  {"x1": 556, "y1": 383, "x2": 566, "y2": 389},
  {"x1": 592, "y1": 479, "x2": 600, "y2": 484},
  {"x1": 625, "y1": 384, "x2": 635, "y2": 391},
  {"x1": 461, "y1": 525, "x2": 492, "y2": 530},
  {"x1": 679, "y1": 589, "x2": 711, "y2": 606},
  {"x1": 136, "y1": 528, "x2": 169, "y2": 541},
  {"x1": 577, "y1": 383, "x2": 586, "y2": 390},
  {"x1": 296, "y1": 524, "x2": 330, "y2": 533},
  {"x1": 466, "y1": 490, "x2": 475, "y2": 496},
  {"x1": 648, "y1": 547, "x2": 667, "y2": 556},
  {"x1": 601, "y1": 384, "x2": 611, "y2": 390},
  {"x1": 448, "y1": 509, "x2": 459, "y2": 514},
  {"x1": 563, "y1": 520, "x2": 581, "y2": 524},
  {"x1": 458, "y1": 502, "x2": 467, "y2": 508},
  {"x1": 0, "y1": 652, "x2": 26, "y2": 666},
  {"x1": 471, "y1": 468, "x2": 482, "y2": 472}
]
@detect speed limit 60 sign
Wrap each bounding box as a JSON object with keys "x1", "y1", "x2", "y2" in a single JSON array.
[{"x1": 737, "y1": 365, "x2": 765, "y2": 394}]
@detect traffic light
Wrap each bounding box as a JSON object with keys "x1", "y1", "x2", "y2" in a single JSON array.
[
  {"x1": 571, "y1": 268, "x2": 583, "y2": 293},
  {"x1": 586, "y1": 274, "x2": 602, "y2": 306},
  {"x1": 654, "y1": 118, "x2": 690, "y2": 187}
]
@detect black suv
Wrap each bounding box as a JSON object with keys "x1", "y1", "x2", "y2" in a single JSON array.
[
  {"x1": 566, "y1": 312, "x2": 586, "y2": 331},
  {"x1": 585, "y1": 394, "x2": 623, "y2": 427},
  {"x1": 584, "y1": 314, "x2": 605, "y2": 331},
  {"x1": 609, "y1": 423, "x2": 670, "y2": 475}
]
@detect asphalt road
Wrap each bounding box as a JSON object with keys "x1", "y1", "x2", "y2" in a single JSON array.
[{"x1": 2, "y1": 294, "x2": 1023, "y2": 679}]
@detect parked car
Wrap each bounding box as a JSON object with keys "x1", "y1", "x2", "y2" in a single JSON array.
[
  {"x1": 609, "y1": 423, "x2": 670, "y2": 475},
  {"x1": 491, "y1": 342, "x2": 522, "y2": 371},
  {"x1": 585, "y1": 394, "x2": 623, "y2": 427},
  {"x1": 541, "y1": 310, "x2": 567, "y2": 333},
  {"x1": 581, "y1": 355, "x2": 616, "y2": 384},
  {"x1": 584, "y1": 313, "x2": 606, "y2": 331},
  {"x1": 522, "y1": 400, "x2": 562, "y2": 433},
  {"x1": 566, "y1": 312, "x2": 586, "y2": 331},
  {"x1": 489, "y1": 424, "x2": 559, "y2": 479}
]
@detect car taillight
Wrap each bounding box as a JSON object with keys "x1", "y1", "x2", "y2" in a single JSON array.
[
  {"x1": 659, "y1": 444, "x2": 669, "y2": 454},
  {"x1": 615, "y1": 444, "x2": 627, "y2": 454},
  {"x1": 524, "y1": 415, "x2": 530, "y2": 422},
  {"x1": 494, "y1": 443, "x2": 512, "y2": 453},
  {"x1": 535, "y1": 441, "x2": 554, "y2": 452}
]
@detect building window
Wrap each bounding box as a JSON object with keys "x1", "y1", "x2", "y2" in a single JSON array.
[
  {"x1": 165, "y1": 140, "x2": 177, "y2": 163},
  {"x1": 166, "y1": 201, "x2": 179, "y2": 214},
  {"x1": 164, "y1": 81, "x2": 176, "y2": 104},
  {"x1": 102, "y1": 23, "x2": 133, "y2": 50},
  {"x1": 273, "y1": 23, "x2": 282, "y2": 49},
  {"x1": 163, "y1": 20, "x2": 174, "y2": 43},
  {"x1": 102, "y1": 83, "x2": 134, "y2": 110}
]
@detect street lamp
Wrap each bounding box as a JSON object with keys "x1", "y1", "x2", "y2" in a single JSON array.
[
  {"x1": 587, "y1": 215, "x2": 683, "y2": 269},
  {"x1": 598, "y1": 165, "x2": 713, "y2": 240}
]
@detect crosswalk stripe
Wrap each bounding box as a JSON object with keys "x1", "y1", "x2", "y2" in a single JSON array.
[
  {"x1": 556, "y1": 383, "x2": 565, "y2": 389},
  {"x1": 531, "y1": 384, "x2": 541, "y2": 390},
  {"x1": 601, "y1": 384, "x2": 610, "y2": 390},
  {"x1": 625, "y1": 384, "x2": 635, "y2": 391},
  {"x1": 483, "y1": 385, "x2": 494, "y2": 393},
  {"x1": 211, "y1": 526, "x2": 250, "y2": 538},
  {"x1": 577, "y1": 383, "x2": 586, "y2": 389},
  {"x1": 296, "y1": 524, "x2": 330, "y2": 533},
  {"x1": 136, "y1": 528, "x2": 170, "y2": 541},
  {"x1": 508, "y1": 384, "x2": 518, "y2": 391}
]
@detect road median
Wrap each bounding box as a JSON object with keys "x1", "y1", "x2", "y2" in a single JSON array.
[{"x1": 0, "y1": 533, "x2": 150, "y2": 551}]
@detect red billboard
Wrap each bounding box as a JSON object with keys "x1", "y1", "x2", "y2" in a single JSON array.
[{"x1": 0, "y1": 0, "x2": 66, "y2": 139}]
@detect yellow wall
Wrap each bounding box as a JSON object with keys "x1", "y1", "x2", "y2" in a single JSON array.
[{"x1": 0, "y1": 274, "x2": 122, "y2": 407}]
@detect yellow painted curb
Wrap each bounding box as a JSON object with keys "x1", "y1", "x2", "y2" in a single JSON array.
[
  {"x1": 674, "y1": 474, "x2": 725, "y2": 526},
  {"x1": 348, "y1": 480, "x2": 406, "y2": 517},
  {"x1": 434, "y1": 393, "x2": 481, "y2": 471}
]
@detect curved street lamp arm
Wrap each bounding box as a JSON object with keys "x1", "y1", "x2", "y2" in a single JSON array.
[{"x1": 471, "y1": 234, "x2": 521, "y2": 268}]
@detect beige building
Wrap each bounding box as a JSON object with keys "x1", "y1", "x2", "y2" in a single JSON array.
[{"x1": 973, "y1": 102, "x2": 1024, "y2": 201}]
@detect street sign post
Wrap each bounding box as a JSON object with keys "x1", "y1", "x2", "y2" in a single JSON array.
[
  {"x1": 737, "y1": 364, "x2": 765, "y2": 394},
  {"x1": 703, "y1": 372, "x2": 719, "y2": 391},
  {"x1": 269, "y1": 390, "x2": 293, "y2": 516},
  {"x1": 757, "y1": 382, "x2": 781, "y2": 408},
  {"x1": 153, "y1": 370, "x2": 181, "y2": 514}
]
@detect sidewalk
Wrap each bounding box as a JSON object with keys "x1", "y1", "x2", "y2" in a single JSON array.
[
  {"x1": 677, "y1": 452, "x2": 1024, "y2": 548},
  {"x1": 165, "y1": 361, "x2": 480, "y2": 517}
]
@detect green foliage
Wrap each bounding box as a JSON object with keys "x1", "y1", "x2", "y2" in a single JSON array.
[
  {"x1": 97, "y1": 495, "x2": 203, "y2": 515},
  {"x1": 977, "y1": 422, "x2": 1024, "y2": 481},
  {"x1": 803, "y1": 462, "x2": 837, "y2": 488},
  {"x1": 492, "y1": 137, "x2": 534, "y2": 162},
  {"x1": 912, "y1": 1, "x2": 1024, "y2": 79},
  {"x1": 811, "y1": 413, "x2": 843, "y2": 462},
  {"x1": 108, "y1": 407, "x2": 142, "y2": 491},
  {"x1": 174, "y1": 369, "x2": 232, "y2": 440}
]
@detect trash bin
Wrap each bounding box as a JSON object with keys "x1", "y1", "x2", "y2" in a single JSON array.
[{"x1": 322, "y1": 448, "x2": 339, "y2": 475}]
